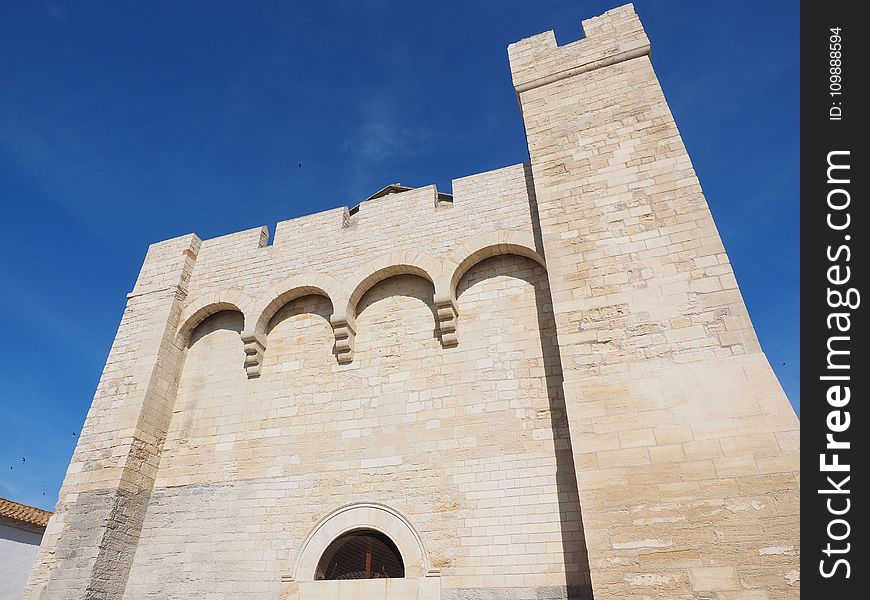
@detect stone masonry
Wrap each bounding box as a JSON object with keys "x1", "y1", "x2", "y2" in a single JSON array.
[{"x1": 25, "y1": 5, "x2": 799, "y2": 599}]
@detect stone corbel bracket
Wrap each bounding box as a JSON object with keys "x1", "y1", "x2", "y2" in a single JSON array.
[
  {"x1": 241, "y1": 331, "x2": 266, "y2": 378},
  {"x1": 433, "y1": 293, "x2": 458, "y2": 347},
  {"x1": 330, "y1": 312, "x2": 356, "y2": 365}
]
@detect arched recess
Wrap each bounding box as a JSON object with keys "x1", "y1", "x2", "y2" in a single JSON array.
[
  {"x1": 242, "y1": 274, "x2": 343, "y2": 377},
  {"x1": 284, "y1": 502, "x2": 440, "y2": 584},
  {"x1": 448, "y1": 230, "x2": 546, "y2": 299},
  {"x1": 431, "y1": 230, "x2": 546, "y2": 349},
  {"x1": 337, "y1": 252, "x2": 457, "y2": 364},
  {"x1": 453, "y1": 252, "x2": 594, "y2": 592},
  {"x1": 249, "y1": 273, "x2": 343, "y2": 338},
  {"x1": 175, "y1": 289, "x2": 254, "y2": 380},
  {"x1": 177, "y1": 289, "x2": 255, "y2": 341}
]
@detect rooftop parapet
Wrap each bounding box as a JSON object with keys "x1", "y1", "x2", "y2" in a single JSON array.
[{"x1": 507, "y1": 3, "x2": 650, "y2": 93}]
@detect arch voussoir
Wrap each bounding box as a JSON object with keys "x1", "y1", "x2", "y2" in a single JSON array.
[
  {"x1": 286, "y1": 502, "x2": 439, "y2": 583},
  {"x1": 341, "y1": 251, "x2": 453, "y2": 362},
  {"x1": 176, "y1": 289, "x2": 255, "y2": 377},
  {"x1": 243, "y1": 273, "x2": 344, "y2": 377}
]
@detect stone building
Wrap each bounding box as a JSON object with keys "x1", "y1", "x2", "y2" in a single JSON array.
[{"x1": 24, "y1": 4, "x2": 799, "y2": 599}]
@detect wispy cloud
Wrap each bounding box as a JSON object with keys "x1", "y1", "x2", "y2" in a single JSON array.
[
  {"x1": 342, "y1": 94, "x2": 414, "y2": 199},
  {"x1": 345, "y1": 95, "x2": 410, "y2": 164},
  {"x1": 340, "y1": 92, "x2": 486, "y2": 201},
  {"x1": 43, "y1": 1, "x2": 68, "y2": 22}
]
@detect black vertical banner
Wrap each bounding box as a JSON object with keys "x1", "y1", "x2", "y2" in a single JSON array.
[{"x1": 802, "y1": 1, "x2": 867, "y2": 596}]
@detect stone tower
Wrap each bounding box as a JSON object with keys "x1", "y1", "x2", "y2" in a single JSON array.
[{"x1": 25, "y1": 4, "x2": 799, "y2": 599}]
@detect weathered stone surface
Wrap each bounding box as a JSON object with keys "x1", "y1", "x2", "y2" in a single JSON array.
[
  {"x1": 509, "y1": 4, "x2": 799, "y2": 599},
  {"x1": 25, "y1": 4, "x2": 798, "y2": 599}
]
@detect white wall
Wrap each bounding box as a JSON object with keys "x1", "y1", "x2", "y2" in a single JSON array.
[{"x1": 0, "y1": 521, "x2": 43, "y2": 600}]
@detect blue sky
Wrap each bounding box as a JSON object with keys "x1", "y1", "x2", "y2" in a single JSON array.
[{"x1": 0, "y1": 1, "x2": 799, "y2": 510}]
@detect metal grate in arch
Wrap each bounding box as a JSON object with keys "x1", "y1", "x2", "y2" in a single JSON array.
[{"x1": 315, "y1": 529, "x2": 405, "y2": 580}]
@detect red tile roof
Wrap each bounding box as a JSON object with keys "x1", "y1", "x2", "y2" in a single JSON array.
[{"x1": 0, "y1": 497, "x2": 52, "y2": 528}]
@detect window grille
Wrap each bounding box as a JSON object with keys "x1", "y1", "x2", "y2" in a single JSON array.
[{"x1": 315, "y1": 530, "x2": 405, "y2": 580}]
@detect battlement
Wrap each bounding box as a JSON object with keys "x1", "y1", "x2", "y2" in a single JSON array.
[
  {"x1": 507, "y1": 3, "x2": 649, "y2": 93},
  {"x1": 137, "y1": 163, "x2": 535, "y2": 272}
]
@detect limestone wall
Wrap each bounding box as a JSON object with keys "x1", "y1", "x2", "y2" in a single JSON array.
[
  {"x1": 510, "y1": 4, "x2": 799, "y2": 598},
  {"x1": 26, "y1": 162, "x2": 596, "y2": 599},
  {"x1": 120, "y1": 257, "x2": 590, "y2": 598}
]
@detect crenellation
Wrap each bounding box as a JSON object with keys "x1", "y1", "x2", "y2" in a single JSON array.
[
  {"x1": 128, "y1": 233, "x2": 201, "y2": 297},
  {"x1": 198, "y1": 224, "x2": 270, "y2": 253},
  {"x1": 273, "y1": 206, "x2": 347, "y2": 248},
  {"x1": 354, "y1": 184, "x2": 440, "y2": 215}
]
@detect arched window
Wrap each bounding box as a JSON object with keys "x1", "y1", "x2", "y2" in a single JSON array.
[{"x1": 315, "y1": 530, "x2": 405, "y2": 580}]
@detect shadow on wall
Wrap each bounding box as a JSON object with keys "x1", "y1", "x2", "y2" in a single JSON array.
[
  {"x1": 189, "y1": 310, "x2": 244, "y2": 347},
  {"x1": 456, "y1": 253, "x2": 594, "y2": 599},
  {"x1": 356, "y1": 275, "x2": 439, "y2": 338},
  {"x1": 184, "y1": 310, "x2": 246, "y2": 439},
  {"x1": 268, "y1": 295, "x2": 334, "y2": 342},
  {"x1": 533, "y1": 271, "x2": 595, "y2": 599},
  {"x1": 1, "y1": 522, "x2": 45, "y2": 600},
  {"x1": 527, "y1": 162, "x2": 595, "y2": 599}
]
